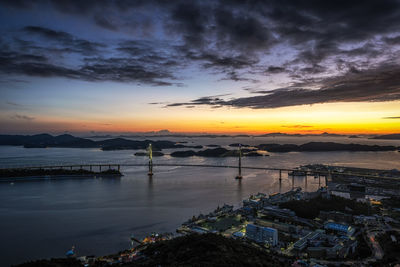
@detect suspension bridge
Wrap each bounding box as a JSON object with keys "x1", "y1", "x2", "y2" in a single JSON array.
[{"x1": 1, "y1": 144, "x2": 399, "y2": 187}]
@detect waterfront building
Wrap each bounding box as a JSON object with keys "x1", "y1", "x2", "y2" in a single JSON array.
[
  {"x1": 243, "y1": 198, "x2": 262, "y2": 209},
  {"x1": 191, "y1": 226, "x2": 210, "y2": 234},
  {"x1": 263, "y1": 206, "x2": 296, "y2": 219},
  {"x1": 245, "y1": 224, "x2": 278, "y2": 246}
]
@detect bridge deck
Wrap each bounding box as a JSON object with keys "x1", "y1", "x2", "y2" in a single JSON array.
[{"x1": 0, "y1": 163, "x2": 399, "y2": 180}]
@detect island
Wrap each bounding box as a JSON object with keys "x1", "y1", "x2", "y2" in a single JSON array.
[
  {"x1": 168, "y1": 142, "x2": 398, "y2": 157},
  {"x1": 256, "y1": 142, "x2": 399, "y2": 152},
  {"x1": 170, "y1": 147, "x2": 265, "y2": 157},
  {"x1": 371, "y1": 134, "x2": 400, "y2": 140},
  {"x1": 0, "y1": 134, "x2": 186, "y2": 151}
]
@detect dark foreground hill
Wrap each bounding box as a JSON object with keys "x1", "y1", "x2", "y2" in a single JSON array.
[
  {"x1": 130, "y1": 234, "x2": 287, "y2": 266},
  {"x1": 16, "y1": 234, "x2": 289, "y2": 267}
]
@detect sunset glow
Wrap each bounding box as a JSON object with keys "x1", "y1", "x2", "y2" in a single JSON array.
[{"x1": 1, "y1": 1, "x2": 399, "y2": 135}]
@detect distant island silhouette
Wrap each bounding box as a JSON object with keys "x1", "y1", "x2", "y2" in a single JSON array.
[
  {"x1": 371, "y1": 134, "x2": 400, "y2": 140},
  {"x1": 0, "y1": 134, "x2": 398, "y2": 155}
]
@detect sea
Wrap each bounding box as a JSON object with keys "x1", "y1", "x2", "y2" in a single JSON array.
[{"x1": 0, "y1": 136, "x2": 399, "y2": 266}]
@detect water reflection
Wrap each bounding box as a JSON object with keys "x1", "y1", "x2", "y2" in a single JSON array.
[
  {"x1": 236, "y1": 178, "x2": 243, "y2": 204},
  {"x1": 0, "y1": 142, "x2": 399, "y2": 266},
  {"x1": 147, "y1": 176, "x2": 154, "y2": 206}
]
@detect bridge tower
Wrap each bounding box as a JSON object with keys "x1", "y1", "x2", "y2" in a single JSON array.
[
  {"x1": 148, "y1": 143, "x2": 153, "y2": 177},
  {"x1": 235, "y1": 144, "x2": 242, "y2": 179}
]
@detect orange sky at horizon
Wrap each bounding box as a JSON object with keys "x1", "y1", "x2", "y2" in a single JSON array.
[{"x1": 2, "y1": 100, "x2": 400, "y2": 135}]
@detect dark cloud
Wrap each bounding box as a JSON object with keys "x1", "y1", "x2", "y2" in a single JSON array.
[
  {"x1": 0, "y1": 51, "x2": 179, "y2": 86},
  {"x1": 12, "y1": 114, "x2": 34, "y2": 121},
  {"x1": 116, "y1": 40, "x2": 182, "y2": 68},
  {"x1": 49, "y1": 0, "x2": 113, "y2": 15},
  {"x1": 6, "y1": 101, "x2": 21, "y2": 106},
  {"x1": 181, "y1": 50, "x2": 259, "y2": 81},
  {"x1": 79, "y1": 60, "x2": 177, "y2": 86},
  {"x1": 1, "y1": 0, "x2": 400, "y2": 87},
  {"x1": 148, "y1": 102, "x2": 167, "y2": 105},
  {"x1": 0, "y1": 26, "x2": 184, "y2": 85},
  {"x1": 383, "y1": 116, "x2": 400, "y2": 119},
  {"x1": 214, "y1": 6, "x2": 274, "y2": 52},
  {"x1": 187, "y1": 53, "x2": 257, "y2": 69},
  {"x1": 23, "y1": 26, "x2": 105, "y2": 55},
  {"x1": 0, "y1": 0, "x2": 34, "y2": 8},
  {"x1": 23, "y1": 26, "x2": 72, "y2": 40},
  {"x1": 167, "y1": 64, "x2": 400, "y2": 109},
  {"x1": 383, "y1": 35, "x2": 400, "y2": 45},
  {"x1": 266, "y1": 66, "x2": 286, "y2": 74},
  {"x1": 94, "y1": 14, "x2": 118, "y2": 31},
  {"x1": 166, "y1": 94, "x2": 229, "y2": 107},
  {"x1": 171, "y1": 2, "x2": 210, "y2": 47}
]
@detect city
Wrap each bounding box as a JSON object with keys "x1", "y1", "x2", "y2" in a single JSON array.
[
  {"x1": 1, "y1": 0, "x2": 400, "y2": 266},
  {"x1": 73, "y1": 164, "x2": 400, "y2": 266}
]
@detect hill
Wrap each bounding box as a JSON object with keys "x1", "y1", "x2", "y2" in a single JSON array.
[
  {"x1": 0, "y1": 134, "x2": 183, "y2": 151},
  {"x1": 129, "y1": 233, "x2": 287, "y2": 266},
  {"x1": 16, "y1": 234, "x2": 288, "y2": 266}
]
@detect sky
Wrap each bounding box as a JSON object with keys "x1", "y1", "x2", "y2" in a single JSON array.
[{"x1": 0, "y1": 0, "x2": 400, "y2": 135}]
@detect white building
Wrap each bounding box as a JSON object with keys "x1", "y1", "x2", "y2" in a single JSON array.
[{"x1": 245, "y1": 224, "x2": 278, "y2": 246}]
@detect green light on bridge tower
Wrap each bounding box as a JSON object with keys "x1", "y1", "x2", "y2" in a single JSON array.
[
  {"x1": 235, "y1": 144, "x2": 242, "y2": 179},
  {"x1": 148, "y1": 143, "x2": 153, "y2": 177}
]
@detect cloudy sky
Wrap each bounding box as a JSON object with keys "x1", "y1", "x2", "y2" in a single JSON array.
[{"x1": 1, "y1": 0, "x2": 400, "y2": 134}]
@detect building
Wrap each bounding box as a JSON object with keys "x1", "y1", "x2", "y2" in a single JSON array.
[
  {"x1": 243, "y1": 198, "x2": 262, "y2": 209},
  {"x1": 293, "y1": 236, "x2": 308, "y2": 251},
  {"x1": 319, "y1": 211, "x2": 353, "y2": 224},
  {"x1": 263, "y1": 206, "x2": 296, "y2": 219},
  {"x1": 293, "y1": 230, "x2": 324, "y2": 251},
  {"x1": 353, "y1": 215, "x2": 377, "y2": 225},
  {"x1": 255, "y1": 219, "x2": 299, "y2": 234},
  {"x1": 324, "y1": 222, "x2": 355, "y2": 236},
  {"x1": 245, "y1": 224, "x2": 278, "y2": 246},
  {"x1": 268, "y1": 188, "x2": 302, "y2": 204}
]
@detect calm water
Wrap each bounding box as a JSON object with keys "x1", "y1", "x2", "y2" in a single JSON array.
[{"x1": 1, "y1": 136, "x2": 399, "y2": 266}]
